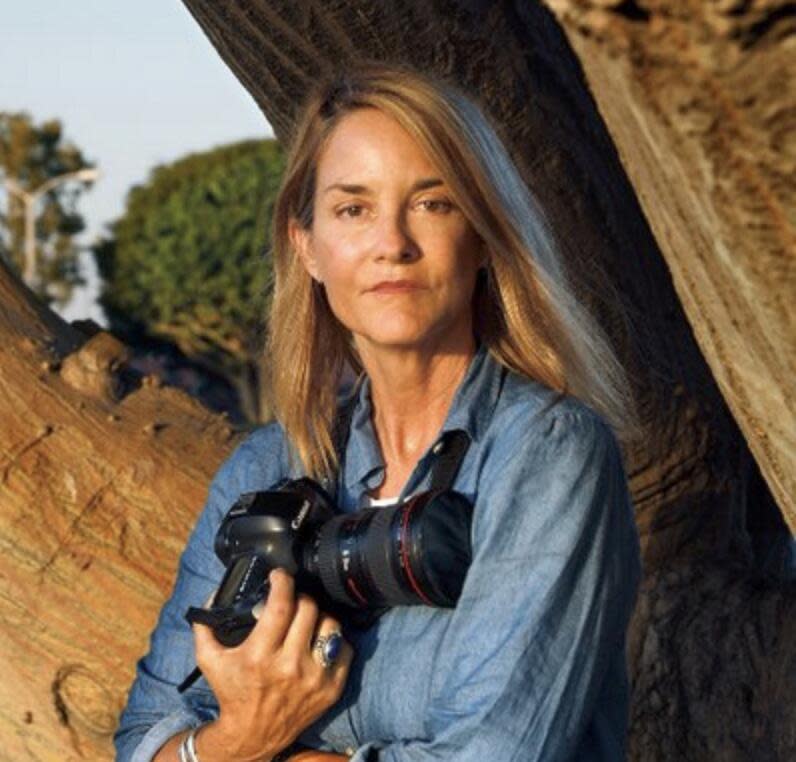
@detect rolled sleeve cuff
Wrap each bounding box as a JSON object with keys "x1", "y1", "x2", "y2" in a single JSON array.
[{"x1": 130, "y1": 707, "x2": 204, "y2": 762}]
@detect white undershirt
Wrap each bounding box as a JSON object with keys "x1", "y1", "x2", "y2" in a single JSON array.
[{"x1": 360, "y1": 493, "x2": 401, "y2": 508}]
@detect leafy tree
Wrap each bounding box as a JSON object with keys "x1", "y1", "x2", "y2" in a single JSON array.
[
  {"x1": 94, "y1": 139, "x2": 285, "y2": 421},
  {"x1": 0, "y1": 112, "x2": 95, "y2": 305}
]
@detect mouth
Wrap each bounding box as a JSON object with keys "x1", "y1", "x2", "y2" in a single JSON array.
[{"x1": 367, "y1": 280, "x2": 423, "y2": 293}]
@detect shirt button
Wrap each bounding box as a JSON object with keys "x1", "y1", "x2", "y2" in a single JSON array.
[{"x1": 345, "y1": 747, "x2": 355, "y2": 756}]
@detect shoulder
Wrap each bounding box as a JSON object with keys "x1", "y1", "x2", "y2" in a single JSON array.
[
  {"x1": 471, "y1": 371, "x2": 632, "y2": 553},
  {"x1": 485, "y1": 369, "x2": 621, "y2": 468},
  {"x1": 230, "y1": 420, "x2": 291, "y2": 463},
  {"x1": 205, "y1": 420, "x2": 293, "y2": 519}
]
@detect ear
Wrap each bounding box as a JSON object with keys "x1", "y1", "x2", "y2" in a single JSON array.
[{"x1": 288, "y1": 218, "x2": 321, "y2": 281}]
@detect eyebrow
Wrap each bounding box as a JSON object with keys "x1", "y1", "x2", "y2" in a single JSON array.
[{"x1": 322, "y1": 177, "x2": 444, "y2": 195}]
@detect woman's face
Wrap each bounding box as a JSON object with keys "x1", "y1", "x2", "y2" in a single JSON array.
[{"x1": 290, "y1": 107, "x2": 485, "y2": 358}]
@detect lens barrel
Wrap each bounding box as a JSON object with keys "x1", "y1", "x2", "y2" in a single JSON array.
[{"x1": 313, "y1": 490, "x2": 473, "y2": 610}]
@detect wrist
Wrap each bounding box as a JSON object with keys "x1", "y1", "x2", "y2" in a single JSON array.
[{"x1": 193, "y1": 719, "x2": 280, "y2": 762}]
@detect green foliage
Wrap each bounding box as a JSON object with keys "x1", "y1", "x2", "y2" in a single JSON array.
[
  {"x1": 0, "y1": 112, "x2": 94, "y2": 304},
  {"x1": 94, "y1": 139, "x2": 285, "y2": 385}
]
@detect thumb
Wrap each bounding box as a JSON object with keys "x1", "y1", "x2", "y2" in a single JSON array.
[
  {"x1": 192, "y1": 616, "x2": 225, "y2": 667},
  {"x1": 192, "y1": 588, "x2": 224, "y2": 661}
]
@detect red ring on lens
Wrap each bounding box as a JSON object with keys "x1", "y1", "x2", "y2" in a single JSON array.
[{"x1": 400, "y1": 497, "x2": 433, "y2": 605}]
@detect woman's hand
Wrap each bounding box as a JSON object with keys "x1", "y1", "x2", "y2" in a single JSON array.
[{"x1": 192, "y1": 568, "x2": 354, "y2": 762}]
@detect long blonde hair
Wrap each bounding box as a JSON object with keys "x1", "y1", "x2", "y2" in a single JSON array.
[{"x1": 268, "y1": 62, "x2": 638, "y2": 480}]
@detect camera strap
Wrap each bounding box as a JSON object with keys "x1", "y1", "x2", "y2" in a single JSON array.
[
  {"x1": 332, "y1": 387, "x2": 471, "y2": 495},
  {"x1": 428, "y1": 429, "x2": 470, "y2": 491}
]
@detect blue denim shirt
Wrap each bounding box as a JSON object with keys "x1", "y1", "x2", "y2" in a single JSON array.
[{"x1": 115, "y1": 345, "x2": 641, "y2": 761}]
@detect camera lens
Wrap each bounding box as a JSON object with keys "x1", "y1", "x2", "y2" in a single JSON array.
[{"x1": 312, "y1": 490, "x2": 473, "y2": 610}]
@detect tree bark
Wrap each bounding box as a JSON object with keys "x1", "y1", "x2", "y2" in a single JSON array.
[
  {"x1": 0, "y1": 1, "x2": 792, "y2": 759},
  {"x1": 544, "y1": 0, "x2": 795, "y2": 533},
  {"x1": 0, "y1": 259, "x2": 238, "y2": 760}
]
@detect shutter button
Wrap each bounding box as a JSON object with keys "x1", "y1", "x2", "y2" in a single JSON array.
[{"x1": 432, "y1": 439, "x2": 445, "y2": 455}]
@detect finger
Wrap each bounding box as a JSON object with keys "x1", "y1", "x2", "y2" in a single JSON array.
[
  {"x1": 313, "y1": 612, "x2": 343, "y2": 640},
  {"x1": 281, "y1": 593, "x2": 320, "y2": 658},
  {"x1": 325, "y1": 636, "x2": 354, "y2": 695},
  {"x1": 309, "y1": 616, "x2": 349, "y2": 672},
  {"x1": 248, "y1": 567, "x2": 296, "y2": 652},
  {"x1": 192, "y1": 619, "x2": 224, "y2": 668},
  {"x1": 333, "y1": 639, "x2": 354, "y2": 675}
]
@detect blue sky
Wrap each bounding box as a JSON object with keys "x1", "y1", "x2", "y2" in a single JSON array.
[{"x1": 1, "y1": 0, "x2": 272, "y2": 322}]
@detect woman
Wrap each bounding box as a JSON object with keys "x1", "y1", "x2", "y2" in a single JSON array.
[{"x1": 115, "y1": 62, "x2": 641, "y2": 762}]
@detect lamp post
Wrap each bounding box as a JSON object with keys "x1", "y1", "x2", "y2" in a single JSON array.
[{"x1": 4, "y1": 167, "x2": 100, "y2": 288}]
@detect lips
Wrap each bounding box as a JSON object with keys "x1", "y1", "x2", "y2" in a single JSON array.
[{"x1": 368, "y1": 280, "x2": 423, "y2": 293}]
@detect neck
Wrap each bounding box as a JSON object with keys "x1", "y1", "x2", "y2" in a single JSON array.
[{"x1": 357, "y1": 333, "x2": 477, "y2": 464}]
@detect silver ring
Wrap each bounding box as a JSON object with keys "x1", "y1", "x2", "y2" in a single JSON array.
[{"x1": 312, "y1": 630, "x2": 343, "y2": 669}]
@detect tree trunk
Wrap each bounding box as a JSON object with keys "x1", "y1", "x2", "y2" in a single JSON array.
[
  {"x1": 0, "y1": 259, "x2": 238, "y2": 760},
  {"x1": 0, "y1": 1, "x2": 792, "y2": 758},
  {"x1": 544, "y1": 0, "x2": 795, "y2": 532}
]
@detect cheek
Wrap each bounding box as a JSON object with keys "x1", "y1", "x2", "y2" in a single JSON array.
[
  {"x1": 448, "y1": 271, "x2": 480, "y2": 313},
  {"x1": 312, "y1": 246, "x2": 361, "y2": 323},
  {"x1": 312, "y1": 240, "x2": 359, "y2": 283},
  {"x1": 320, "y1": 259, "x2": 358, "y2": 295},
  {"x1": 440, "y1": 241, "x2": 483, "y2": 296}
]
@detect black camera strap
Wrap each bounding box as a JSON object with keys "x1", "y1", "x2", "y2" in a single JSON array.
[
  {"x1": 332, "y1": 388, "x2": 359, "y2": 473},
  {"x1": 428, "y1": 429, "x2": 470, "y2": 491},
  {"x1": 330, "y1": 388, "x2": 359, "y2": 499}
]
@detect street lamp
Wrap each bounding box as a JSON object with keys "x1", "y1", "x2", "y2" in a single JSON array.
[{"x1": 4, "y1": 167, "x2": 100, "y2": 288}]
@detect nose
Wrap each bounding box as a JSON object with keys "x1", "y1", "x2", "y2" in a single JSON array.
[{"x1": 373, "y1": 208, "x2": 419, "y2": 263}]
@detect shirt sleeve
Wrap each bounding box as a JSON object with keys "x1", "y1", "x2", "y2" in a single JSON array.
[
  {"x1": 347, "y1": 407, "x2": 642, "y2": 762},
  {"x1": 113, "y1": 424, "x2": 289, "y2": 762}
]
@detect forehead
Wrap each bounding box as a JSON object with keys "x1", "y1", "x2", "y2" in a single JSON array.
[{"x1": 315, "y1": 107, "x2": 438, "y2": 181}]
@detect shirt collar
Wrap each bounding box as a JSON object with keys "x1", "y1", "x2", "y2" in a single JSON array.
[{"x1": 343, "y1": 343, "x2": 505, "y2": 490}]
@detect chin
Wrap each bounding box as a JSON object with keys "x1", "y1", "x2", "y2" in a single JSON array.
[
  {"x1": 360, "y1": 322, "x2": 466, "y2": 353},
  {"x1": 346, "y1": 308, "x2": 472, "y2": 353},
  {"x1": 368, "y1": 332, "x2": 431, "y2": 350}
]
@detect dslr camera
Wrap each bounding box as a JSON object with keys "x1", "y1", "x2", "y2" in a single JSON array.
[{"x1": 186, "y1": 477, "x2": 474, "y2": 648}]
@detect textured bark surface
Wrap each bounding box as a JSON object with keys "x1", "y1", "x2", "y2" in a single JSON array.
[
  {"x1": 546, "y1": 0, "x2": 795, "y2": 536},
  {"x1": 628, "y1": 561, "x2": 796, "y2": 761},
  {"x1": 0, "y1": 260, "x2": 239, "y2": 760},
  {"x1": 0, "y1": 1, "x2": 793, "y2": 759}
]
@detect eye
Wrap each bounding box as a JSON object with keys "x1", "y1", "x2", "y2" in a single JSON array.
[
  {"x1": 417, "y1": 198, "x2": 453, "y2": 213},
  {"x1": 336, "y1": 204, "x2": 365, "y2": 219}
]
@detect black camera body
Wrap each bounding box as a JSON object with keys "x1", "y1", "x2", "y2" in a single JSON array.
[{"x1": 186, "y1": 477, "x2": 474, "y2": 648}]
